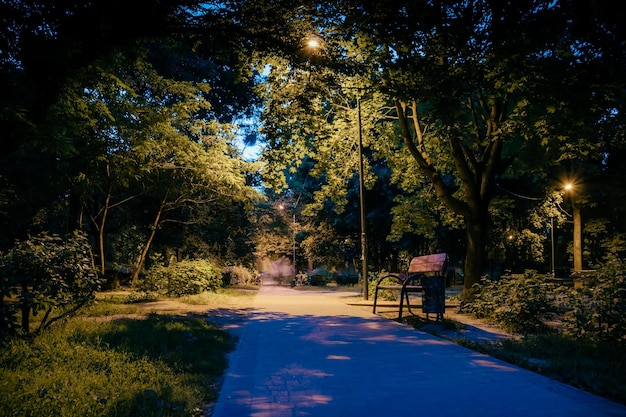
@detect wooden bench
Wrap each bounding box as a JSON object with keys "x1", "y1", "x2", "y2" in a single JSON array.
[{"x1": 373, "y1": 253, "x2": 448, "y2": 321}]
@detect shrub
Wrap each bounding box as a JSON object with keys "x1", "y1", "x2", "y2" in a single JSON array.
[
  {"x1": 307, "y1": 267, "x2": 332, "y2": 286},
  {"x1": 334, "y1": 270, "x2": 359, "y2": 286},
  {"x1": 223, "y1": 265, "x2": 256, "y2": 286},
  {"x1": 557, "y1": 259, "x2": 626, "y2": 341},
  {"x1": 368, "y1": 273, "x2": 401, "y2": 301},
  {"x1": 464, "y1": 271, "x2": 553, "y2": 334},
  {"x1": 141, "y1": 259, "x2": 223, "y2": 296},
  {"x1": 0, "y1": 231, "x2": 101, "y2": 334}
]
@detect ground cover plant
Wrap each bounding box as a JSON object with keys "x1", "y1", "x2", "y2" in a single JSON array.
[{"x1": 0, "y1": 292, "x2": 242, "y2": 417}]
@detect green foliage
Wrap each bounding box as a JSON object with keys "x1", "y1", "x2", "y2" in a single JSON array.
[
  {"x1": 334, "y1": 270, "x2": 359, "y2": 286},
  {"x1": 307, "y1": 267, "x2": 332, "y2": 286},
  {"x1": 0, "y1": 231, "x2": 101, "y2": 334},
  {"x1": 223, "y1": 265, "x2": 257, "y2": 286},
  {"x1": 369, "y1": 274, "x2": 401, "y2": 301},
  {"x1": 141, "y1": 260, "x2": 224, "y2": 297},
  {"x1": 0, "y1": 314, "x2": 235, "y2": 417},
  {"x1": 557, "y1": 260, "x2": 626, "y2": 341},
  {"x1": 465, "y1": 260, "x2": 626, "y2": 343},
  {"x1": 464, "y1": 272, "x2": 553, "y2": 333}
]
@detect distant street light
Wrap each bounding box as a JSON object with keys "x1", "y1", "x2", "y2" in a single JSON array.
[
  {"x1": 278, "y1": 203, "x2": 298, "y2": 284},
  {"x1": 564, "y1": 182, "x2": 583, "y2": 271}
]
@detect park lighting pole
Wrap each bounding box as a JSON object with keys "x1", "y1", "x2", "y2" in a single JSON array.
[
  {"x1": 278, "y1": 203, "x2": 297, "y2": 284},
  {"x1": 305, "y1": 35, "x2": 368, "y2": 299},
  {"x1": 550, "y1": 217, "x2": 555, "y2": 277},
  {"x1": 292, "y1": 213, "x2": 296, "y2": 282},
  {"x1": 357, "y1": 95, "x2": 368, "y2": 300},
  {"x1": 564, "y1": 183, "x2": 583, "y2": 271}
]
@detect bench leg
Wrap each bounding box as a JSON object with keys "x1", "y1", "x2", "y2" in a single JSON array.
[
  {"x1": 404, "y1": 291, "x2": 415, "y2": 315},
  {"x1": 373, "y1": 286, "x2": 379, "y2": 314},
  {"x1": 399, "y1": 289, "x2": 413, "y2": 320}
]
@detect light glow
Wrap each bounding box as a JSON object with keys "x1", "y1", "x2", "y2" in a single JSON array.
[{"x1": 307, "y1": 39, "x2": 320, "y2": 49}]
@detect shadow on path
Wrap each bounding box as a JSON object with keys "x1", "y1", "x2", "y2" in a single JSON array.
[{"x1": 209, "y1": 286, "x2": 626, "y2": 417}]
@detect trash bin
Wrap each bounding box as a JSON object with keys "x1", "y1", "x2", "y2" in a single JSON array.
[{"x1": 421, "y1": 275, "x2": 445, "y2": 320}]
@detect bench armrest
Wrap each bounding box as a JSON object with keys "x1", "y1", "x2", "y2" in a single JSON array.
[{"x1": 404, "y1": 273, "x2": 426, "y2": 286}]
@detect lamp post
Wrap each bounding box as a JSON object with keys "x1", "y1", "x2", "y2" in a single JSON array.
[
  {"x1": 550, "y1": 217, "x2": 555, "y2": 277},
  {"x1": 304, "y1": 35, "x2": 368, "y2": 299},
  {"x1": 572, "y1": 204, "x2": 582, "y2": 271},
  {"x1": 564, "y1": 183, "x2": 583, "y2": 271},
  {"x1": 292, "y1": 213, "x2": 297, "y2": 283},
  {"x1": 356, "y1": 96, "x2": 368, "y2": 300},
  {"x1": 278, "y1": 203, "x2": 297, "y2": 284}
]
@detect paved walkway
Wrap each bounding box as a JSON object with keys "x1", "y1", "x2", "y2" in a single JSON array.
[{"x1": 209, "y1": 283, "x2": 626, "y2": 417}]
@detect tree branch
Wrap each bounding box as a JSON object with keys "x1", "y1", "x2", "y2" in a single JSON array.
[{"x1": 395, "y1": 99, "x2": 470, "y2": 217}]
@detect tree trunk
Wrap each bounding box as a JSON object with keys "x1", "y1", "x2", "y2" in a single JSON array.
[
  {"x1": 97, "y1": 193, "x2": 111, "y2": 276},
  {"x1": 395, "y1": 99, "x2": 502, "y2": 299},
  {"x1": 130, "y1": 197, "x2": 166, "y2": 288},
  {"x1": 463, "y1": 217, "x2": 488, "y2": 294}
]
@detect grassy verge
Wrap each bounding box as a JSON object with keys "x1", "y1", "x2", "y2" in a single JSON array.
[
  {"x1": 0, "y1": 290, "x2": 249, "y2": 417},
  {"x1": 406, "y1": 316, "x2": 626, "y2": 406}
]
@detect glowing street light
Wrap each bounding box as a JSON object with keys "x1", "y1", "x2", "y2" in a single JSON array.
[
  {"x1": 564, "y1": 182, "x2": 583, "y2": 271},
  {"x1": 307, "y1": 39, "x2": 320, "y2": 49}
]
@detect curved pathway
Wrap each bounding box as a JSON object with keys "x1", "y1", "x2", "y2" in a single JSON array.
[{"x1": 210, "y1": 283, "x2": 626, "y2": 417}]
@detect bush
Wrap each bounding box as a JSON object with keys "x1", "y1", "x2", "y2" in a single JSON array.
[
  {"x1": 464, "y1": 271, "x2": 553, "y2": 334},
  {"x1": 0, "y1": 231, "x2": 101, "y2": 335},
  {"x1": 557, "y1": 259, "x2": 626, "y2": 341},
  {"x1": 141, "y1": 259, "x2": 223, "y2": 296},
  {"x1": 368, "y1": 273, "x2": 401, "y2": 301},
  {"x1": 334, "y1": 270, "x2": 359, "y2": 286},
  {"x1": 307, "y1": 267, "x2": 332, "y2": 286},
  {"x1": 223, "y1": 265, "x2": 256, "y2": 286}
]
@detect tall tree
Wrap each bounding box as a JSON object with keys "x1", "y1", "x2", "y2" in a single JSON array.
[{"x1": 257, "y1": 0, "x2": 626, "y2": 293}]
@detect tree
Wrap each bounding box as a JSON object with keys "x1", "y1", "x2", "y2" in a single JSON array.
[
  {"x1": 256, "y1": 0, "x2": 626, "y2": 294},
  {"x1": 0, "y1": 0, "x2": 279, "y2": 276}
]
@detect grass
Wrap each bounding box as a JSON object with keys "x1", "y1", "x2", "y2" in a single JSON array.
[
  {"x1": 0, "y1": 289, "x2": 247, "y2": 417},
  {"x1": 178, "y1": 287, "x2": 257, "y2": 305},
  {"x1": 406, "y1": 316, "x2": 626, "y2": 406}
]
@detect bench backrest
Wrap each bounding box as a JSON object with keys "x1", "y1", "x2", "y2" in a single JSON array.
[{"x1": 407, "y1": 253, "x2": 448, "y2": 275}]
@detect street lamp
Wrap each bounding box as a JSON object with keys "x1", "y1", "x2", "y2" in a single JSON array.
[
  {"x1": 550, "y1": 217, "x2": 555, "y2": 277},
  {"x1": 356, "y1": 95, "x2": 368, "y2": 300},
  {"x1": 304, "y1": 35, "x2": 368, "y2": 299},
  {"x1": 278, "y1": 203, "x2": 297, "y2": 284},
  {"x1": 292, "y1": 212, "x2": 297, "y2": 283},
  {"x1": 564, "y1": 182, "x2": 583, "y2": 271}
]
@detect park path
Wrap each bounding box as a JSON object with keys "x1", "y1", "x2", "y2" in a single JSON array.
[{"x1": 209, "y1": 283, "x2": 626, "y2": 417}]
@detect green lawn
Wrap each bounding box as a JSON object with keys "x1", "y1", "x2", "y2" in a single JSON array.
[{"x1": 0, "y1": 291, "x2": 249, "y2": 417}]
